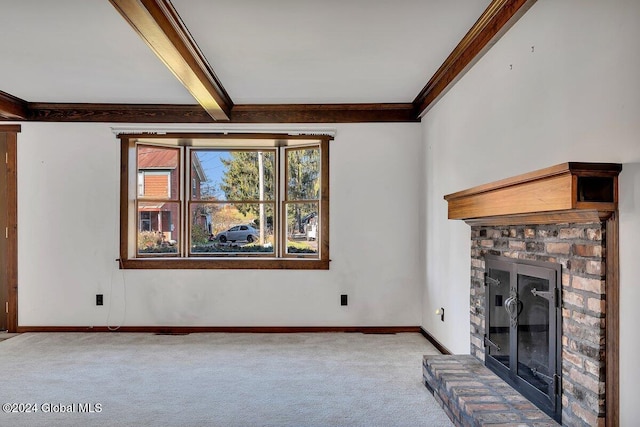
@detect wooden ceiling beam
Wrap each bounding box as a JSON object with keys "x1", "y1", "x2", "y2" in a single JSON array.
[
  {"x1": 0, "y1": 90, "x2": 29, "y2": 120},
  {"x1": 230, "y1": 103, "x2": 418, "y2": 123},
  {"x1": 25, "y1": 102, "x2": 417, "y2": 123},
  {"x1": 109, "y1": 0, "x2": 232, "y2": 121},
  {"x1": 413, "y1": 0, "x2": 537, "y2": 117}
]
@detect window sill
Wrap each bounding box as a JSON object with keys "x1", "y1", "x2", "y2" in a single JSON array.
[{"x1": 119, "y1": 258, "x2": 330, "y2": 270}]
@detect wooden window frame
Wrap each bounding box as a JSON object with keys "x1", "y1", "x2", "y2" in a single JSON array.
[{"x1": 119, "y1": 132, "x2": 331, "y2": 270}]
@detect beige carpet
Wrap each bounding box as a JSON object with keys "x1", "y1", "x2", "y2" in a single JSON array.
[{"x1": 0, "y1": 332, "x2": 453, "y2": 427}]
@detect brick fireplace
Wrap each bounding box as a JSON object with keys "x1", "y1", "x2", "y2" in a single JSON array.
[
  {"x1": 437, "y1": 163, "x2": 621, "y2": 426},
  {"x1": 471, "y1": 222, "x2": 606, "y2": 425}
]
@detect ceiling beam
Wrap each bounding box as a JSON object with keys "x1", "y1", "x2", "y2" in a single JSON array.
[
  {"x1": 0, "y1": 90, "x2": 29, "y2": 120},
  {"x1": 230, "y1": 104, "x2": 418, "y2": 123},
  {"x1": 25, "y1": 102, "x2": 417, "y2": 123},
  {"x1": 413, "y1": 0, "x2": 537, "y2": 117},
  {"x1": 109, "y1": 0, "x2": 233, "y2": 121}
]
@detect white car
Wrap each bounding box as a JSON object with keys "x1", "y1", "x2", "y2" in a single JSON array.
[{"x1": 216, "y1": 225, "x2": 259, "y2": 243}]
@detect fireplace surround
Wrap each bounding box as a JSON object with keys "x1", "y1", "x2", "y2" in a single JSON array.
[{"x1": 444, "y1": 162, "x2": 621, "y2": 426}]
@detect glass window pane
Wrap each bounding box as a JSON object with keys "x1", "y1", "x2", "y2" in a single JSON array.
[
  {"x1": 137, "y1": 145, "x2": 179, "y2": 200},
  {"x1": 287, "y1": 147, "x2": 320, "y2": 201},
  {"x1": 137, "y1": 202, "x2": 180, "y2": 255},
  {"x1": 191, "y1": 150, "x2": 275, "y2": 202},
  {"x1": 487, "y1": 268, "x2": 511, "y2": 368},
  {"x1": 190, "y1": 202, "x2": 275, "y2": 255},
  {"x1": 518, "y1": 274, "x2": 550, "y2": 393},
  {"x1": 285, "y1": 202, "x2": 319, "y2": 256}
]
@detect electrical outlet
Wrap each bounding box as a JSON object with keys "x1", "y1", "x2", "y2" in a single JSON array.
[
  {"x1": 96, "y1": 294, "x2": 103, "y2": 306},
  {"x1": 341, "y1": 294, "x2": 348, "y2": 306}
]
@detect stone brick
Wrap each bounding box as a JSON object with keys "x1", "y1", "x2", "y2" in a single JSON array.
[
  {"x1": 506, "y1": 228, "x2": 522, "y2": 239},
  {"x1": 546, "y1": 242, "x2": 571, "y2": 255},
  {"x1": 559, "y1": 227, "x2": 584, "y2": 239},
  {"x1": 563, "y1": 349, "x2": 584, "y2": 369},
  {"x1": 526, "y1": 242, "x2": 545, "y2": 253},
  {"x1": 525, "y1": 228, "x2": 536, "y2": 239},
  {"x1": 567, "y1": 368, "x2": 602, "y2": 395},
  {"x1": 586, "y1": 261, "x2": 604, "y2": 276},
  {"x1": 471, "y1": 258, "x2": 484, "y2": 268},
  {"x1": 486, "y1": 229, "x2": 502, "y2": 239},
  {"x1": 494, "y1": 240, "x2": 509, "y2": 249},
  {"x1": 465, "y1": 403, "x2": 510, "y2": 412},
  {"x1": 470, "y1": 335, "x2": 483, "y2": 349},
  {"x1": 470, "y1": 314, "x2": 482, "y2": 327},
  {"x1": 562, "y1": 273, "x2": 571, "y2": 287},
  {"x1": 584, "y1": 359, "x2": 602, "y2": 378},
  {"x1": 508, "y1": 240, "x2": 526, "y2": 250},
  {"x1": 572, "y1": 276, "x2": 604, "y2": 294},
  {"x1": 568, "y1": 258, "x2": 586, "y2": 274},
  {"x1": 480, "y1": 239, "x2": 494, "y2": 248},
  {"x1": 571, "y1": 311, "x2": 604, "y2": 329},
  {"x1": 521, "y1": 410, "x2": 550, "y2": 420},
  {"x1": 586, "y1": 228, "x2": 602, "y2": 241},
  {"x1": 537, "y1": 229, "x2": 558, "y2": 238},
  {"x1": 474, "y1": 412, "x2": 522, "y2": 424},
  {"x1": 565, "y1": 320, "x2": 601, "y2": 344},
  {"x1": 587, "y1": 298, "x2": 606, "y2": 315},
  {"x1": 569, "y1": 340, "x2": 601, "y2": 360},
  {"x1": 571, "y1": 401, "x2": 599, "y2": 427},
  {"x1": 563, "y1": 291, "x2": 584, "y2": 308},
  {"x1": 574, "y1": 244, "x2": 602, "y2": 258}
]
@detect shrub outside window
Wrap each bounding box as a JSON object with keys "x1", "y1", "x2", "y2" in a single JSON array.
[{"x1": 119, "y1": 133, "x2": 331, "y2": 270}]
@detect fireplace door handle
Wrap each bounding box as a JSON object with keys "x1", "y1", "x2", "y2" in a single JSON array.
[
  {"x1": 504, "y1": 296, "x2": 523, "y2": 327},
  {"x1": 531, "y1": 288, "x2": 553, "y2": 302},
  {"x1": 504, "y1": 296, "x2": 521, "y2": 316}
]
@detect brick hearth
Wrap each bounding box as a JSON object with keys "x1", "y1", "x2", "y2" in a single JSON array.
[{"x1": 423, "y1": 355, "x2": 558, "y2": 426}]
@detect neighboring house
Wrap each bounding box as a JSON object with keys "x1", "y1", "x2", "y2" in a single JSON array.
[{"x1": 137, "y1": 147, "x2": 209, "y2": 243}]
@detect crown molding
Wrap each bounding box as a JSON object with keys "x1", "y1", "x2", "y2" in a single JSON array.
[
  {"x1": 0, "y1": 91, "x2": 29, "y2": 120},
  {"x1": 413, "y1": 0, "x2": 537, "y2": 117},
  {"x1": 24, "y1": 102, "x2": 417, "y2": 123}
]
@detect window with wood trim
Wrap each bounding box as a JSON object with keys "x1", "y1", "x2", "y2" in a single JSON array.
[{"x1": 119, "y1": 133, "x2": 331, "y2": 269}]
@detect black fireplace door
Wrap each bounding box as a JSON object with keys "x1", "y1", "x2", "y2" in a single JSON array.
[{"x1": 484, "y1": 255, "x2": 562, "y2": 423}]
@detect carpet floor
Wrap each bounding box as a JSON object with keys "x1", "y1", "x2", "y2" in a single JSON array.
[{"x1": 0, "y1": 332, "x2": 453, "y2": 427}]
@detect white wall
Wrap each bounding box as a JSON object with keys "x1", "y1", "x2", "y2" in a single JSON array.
[
  {"x1": 17, "y1": 122, "x2": 424, "y2": 327},
  {"x1": 421, "y1": 0, "x2": 640, "y2": 423}
]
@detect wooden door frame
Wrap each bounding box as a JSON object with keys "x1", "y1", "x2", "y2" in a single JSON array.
[{"x1": 1, "y1": 125, "x2": 19, "y2": 332}]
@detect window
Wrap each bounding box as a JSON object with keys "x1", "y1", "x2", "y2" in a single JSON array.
[{"x1": 119, "y1": 133, "x2": 331, "y2": 269}]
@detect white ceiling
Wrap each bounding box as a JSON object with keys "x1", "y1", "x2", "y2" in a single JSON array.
[{"x1": 0, "y1": 0, "x2": 491, "y2": 105}]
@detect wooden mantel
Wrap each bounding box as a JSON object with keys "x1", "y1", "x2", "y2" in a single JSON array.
[{"x1": 444, "y1": 162, "x2": 622, "y2": 226}]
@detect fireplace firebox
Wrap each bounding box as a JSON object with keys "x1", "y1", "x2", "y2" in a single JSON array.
[{"x1": 484, "y1": 255, "x2": 562, "y2": 422}]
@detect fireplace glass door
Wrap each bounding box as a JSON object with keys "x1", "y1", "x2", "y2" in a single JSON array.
[{"x1": 484, "y1": 255, "x2": 562, "y2": 422}]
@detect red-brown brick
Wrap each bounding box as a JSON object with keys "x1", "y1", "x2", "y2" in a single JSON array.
[{"x1": 546, "y1": 242, "x2": 571, "y2": 255}]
